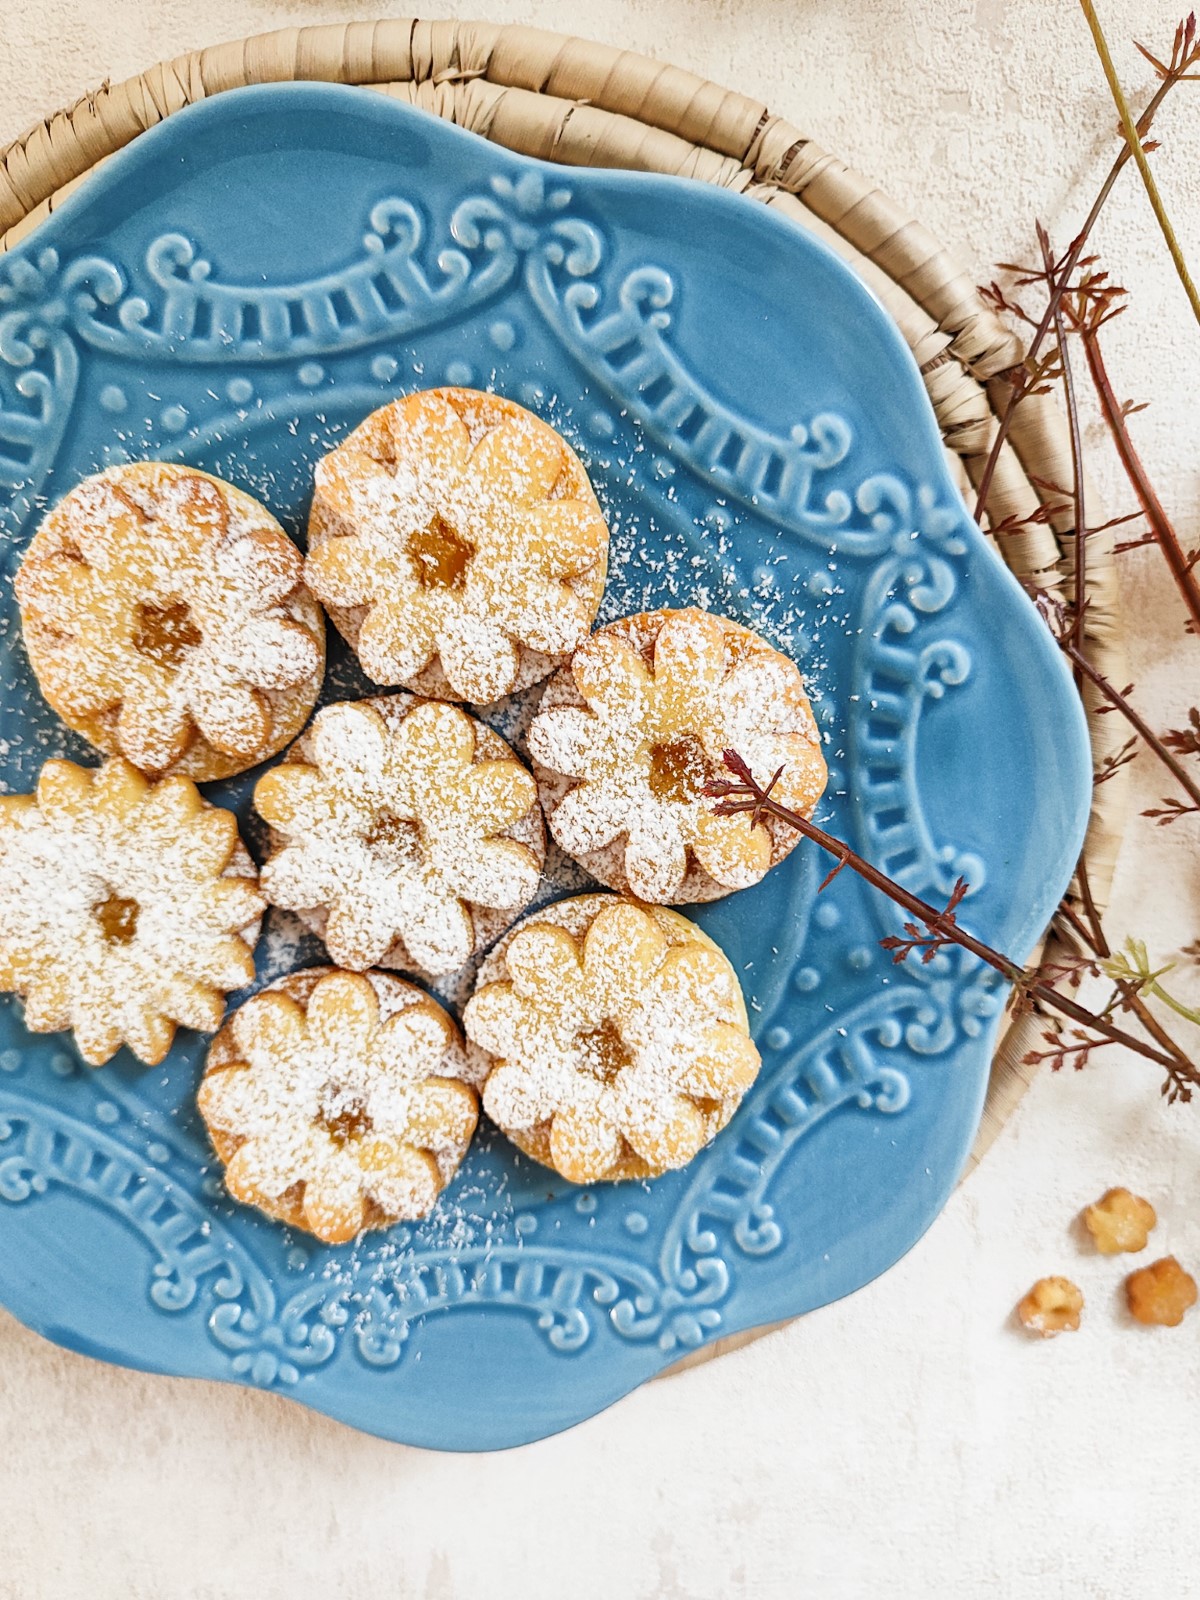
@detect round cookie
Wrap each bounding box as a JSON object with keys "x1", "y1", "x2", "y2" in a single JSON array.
[
  {"x1": 528, "y1": 607, "x2": 827, "y2": 904},
  {"x1": 16, "y1": 462, "x2": 326, "y2": 781},
  {"x1": 463, "y1": 893, "x2": 761, "y2": 1184},
  {"x1": 0, "y1": 756, "x2": 264, "y2": 1066},
  {"x1": 253, "y1": 695, "x2": 545, "y2": 981},
  {"x1": 199, "y1": 968, "x2": 478, "y2": 1244},
  {"x1": 304, "y1": 387, "x2": 609, "y2": 703}
]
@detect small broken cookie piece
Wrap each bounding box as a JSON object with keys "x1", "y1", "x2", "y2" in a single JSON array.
[
  {"x1": 1017, "y1": 1276, "x2": 1084, "y2": 1338},
  {"x1": 1126, "y1": 1256, "x2": 1197, "y2": 1327},
  {"x1": 464, "y1": 892, "x2": 761, "y2": 1183},
  {"x1": 198, "y1": 968, "x2": 478, "y2": 1244},
  {"x1": 305, "y1": 387, "x2": 610, "y2": 703},
  {"x1": 17, "y1": 463, "x2": 325, "y2": 781},
  {"x1": 529, "y1": 607, "x2": 826, "y2": 904},
  {"x1": 0, "y1": 756, "x2": 263, "y2": 1065},
  {"x1": 254, "y1": 695, "x2": 544, "y2": 979},
  {"x1": 1083, "y1": 1186, "x2": 1157, "y2": 1254}
]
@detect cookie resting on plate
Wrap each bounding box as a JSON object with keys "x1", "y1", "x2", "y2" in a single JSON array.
[
  {"x1": 528, "y1": 606, "x2": 827, "y2": 903},
  {"x1": 464, "y1": 893, "x2": 762, "y2": 1183},
  {"x1": 253, "y1": 695, "x2": 545, "y2": 979},
  {"x1": 304, "y1": 387, "x2": 610, "y2": 703},
  {"x1": 198, "y1": 968, "x2": 478, "y2": 1244},
  {"x1": 16, "y1": 463, "x2": 326, "y2": 781},
  {"x1": 0, "y1": 756, "x2": 264, "y2": 1066}
]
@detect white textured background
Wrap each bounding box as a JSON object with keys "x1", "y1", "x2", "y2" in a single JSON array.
[{"x1": 1, "y1": 4, "x2": 1198, "y2": 1596}]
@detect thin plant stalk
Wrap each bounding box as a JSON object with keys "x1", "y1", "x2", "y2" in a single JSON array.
[{"x1": 1079, "y1": 0, "x2": 1200, "y2": 327}]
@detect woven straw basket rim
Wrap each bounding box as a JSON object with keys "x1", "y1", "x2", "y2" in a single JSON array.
[{"x1": 0, "y1": 23, "x2": 1130, "y2": 1300}]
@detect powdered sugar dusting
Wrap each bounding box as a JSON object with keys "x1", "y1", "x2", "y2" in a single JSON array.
[
  {"x1": 16, "y1": 462, "x2": 325, "y2": 781},
  {"x1": 201, "y1": 966, "x2": 478, "y2": 1241},
  {"x1": 464, "y1": 893, "x2": 760, "y2": 1183},
  {"x1": 528, "y1": 608, "x2": 826, "y2": 904},
  {"x1": 0, "y1": 757, "x2": 263, "y2": 1065},
  {"x1": 305, "y1": 388, "x2": 609, "y2": 703},
  {"x1": 256, "y1": 693, "x2": 545, "y2": 985}
]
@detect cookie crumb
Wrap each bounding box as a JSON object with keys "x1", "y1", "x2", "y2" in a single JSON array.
[
  {"x1": 1083, "y1": 1187, "x2": 1156, "y2": 1254},
  {"x1": 1017, "y1": 1276, "x2": 1084, "y2": 1337},
  {"x1": 1126, "y1": 1257, "x2": 1197, "y2": 1327}
]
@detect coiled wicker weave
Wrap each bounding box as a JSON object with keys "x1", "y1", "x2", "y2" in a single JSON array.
[{"x1": 0, "y1": 20, "x2": 1130, "y2": 1189}]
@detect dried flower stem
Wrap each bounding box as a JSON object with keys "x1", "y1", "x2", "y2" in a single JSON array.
[
  {"x1": 1040, "y1": 226, "x2": 1089, "y2": 665},
  {"x1": 706, "y1": 753, "x2": 1195, "y2": 1085},
  {"x1": 973, "y1": 20, "x2": 1196, "y2": 523},
  {"x1": 1079, "y1": 0, "x2": 1200, "y2": 327},
  {"x1": 1063, "y1": 640, "x2": 1200, "y2": 810},
  {"x1": 1075, "y1": 325, "x2": 1200, "y2": 633}
]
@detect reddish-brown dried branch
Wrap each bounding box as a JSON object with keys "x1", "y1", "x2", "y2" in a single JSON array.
[
  {"x1": 705, "y1": 752, "x2": 1198, "y2": 1094},
  {"x1": 1063, "y1": 642, "x2": 1200, "y2": 812},
  {"x1": 973, "y1": 16, "x2": 1200, "y2": 524},
  {"x1": 1073, "y1": 324, "x2": 1200, "y2": 634}
]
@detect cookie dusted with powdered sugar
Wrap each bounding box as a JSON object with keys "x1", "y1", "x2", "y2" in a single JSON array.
[
  {"x1": 253, "y1": 695, "x2": 545, "y2": 981},
  {"x1": 16, "y1": 463, "x2": 325, "y2": 781},
  {"x1": 304, "y1": 388, "x2": 609, "y2": 703},
  {"x1": 0, "y1": 756, "x2": 264, "y2": 1066},
  {"x1": 199, "y1": 968, "x2": 478, "y2": 1244},
  {"x1": 528, "y1": 607, "x2": 827, "y2": 904},
  {"x1": 464, "y1": 894, "x2": 761, "y2": 1184}
]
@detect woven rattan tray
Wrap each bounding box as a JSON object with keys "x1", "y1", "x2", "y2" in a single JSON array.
[{"x1": 0, "y1": 21, "x2": 1130, "y2": 1364}]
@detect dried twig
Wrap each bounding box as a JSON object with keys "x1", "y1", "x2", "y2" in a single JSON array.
[
  {"x1": 973, "y1": 14, "x2": 1200, "y2": 523},
  {"x1": 1079, "y1": 1, "x2": 1200, "y2": 327},
  {"x1": 704, "y1": 753, "x2": 1200, "y2": 1098}
]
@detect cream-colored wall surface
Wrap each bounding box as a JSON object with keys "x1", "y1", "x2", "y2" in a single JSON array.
[{"x1": 0, "y1": 5, "x2": 1197, "y2": 1597}]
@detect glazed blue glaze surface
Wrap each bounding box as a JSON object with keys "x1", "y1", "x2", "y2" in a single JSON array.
[{"x1": 0, "y1": 84, "x2": 1090, "y2": 1450}]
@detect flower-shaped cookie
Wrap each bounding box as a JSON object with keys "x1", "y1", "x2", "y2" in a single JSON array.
[
  {"x1": 199, "y1": 968, "x2": 478, "y2": 1243},
  {"x1": 0, "y1": 757, "x2": 264, "y2": 1065},
  {"x1": 305, "y1": 388, "x2": 609, "y2": 703},
  {"x1": 254, "y1": 696, "x2": 545, "y2": 977},
  {"x1": 17, "y1": 463, "x2": 325, "y2": 781},
  {"x1": 464, "y1": 894, "x2": 761, "y2": 1183},
  {"x1": 529, "y1": 608, "x2": 827, "y2": 903}
]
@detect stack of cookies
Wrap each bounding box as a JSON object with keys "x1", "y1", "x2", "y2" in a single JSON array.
[{"x1": 0, "y1": 386, "x2": 826, "y2": 1243}]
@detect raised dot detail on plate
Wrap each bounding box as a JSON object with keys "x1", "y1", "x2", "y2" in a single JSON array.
[
  {"x1": 588, "y1": 409, "x2": 615, "y2": 440},
  {"x1": 814, "y1": 902, "x2": 841, "y2": 930},
  {"x1": 202, "y1": 1175, "x2": 225, "y2": 1198},
  {"x1": 104, "y1": 444, "x2": 131, "y2": 466},
  {"x1": 0, "y1": 1049, "x2": 19, "y2": 1073},
  {"x1": 793, "y1": 966, "x2": 821, "y2": 993},
  {"x1": 49, "y1": 1052, "x2": 76, "y2": 1076},
  {"x1": 519, "y1": 382, "x2": 546, "y2": 410},
  {"x1": 147, "y1": 1141, "x2": 170, "y2": 1165},
  {"x1": 488, "y1": 319, "x2": 517, "y2": 352},
  {"x1": 370, "y1": 354, "x2": 398, "y2": 383},
  {"x1": 160, "y1": 404, "x2": 188, "y2": 434},
  {"x1": 514, "y1": 1212, "x2": 538, "y2": 1236},
  {"x1": 704, "y1": 506, "x2": 732, "y2": 533},
  {"x1": 94, "y1": 1100, "x2": 119, "y2": 1124},
  {"x1": 297, "y1": 362, "x2": 324, "y2": 388},
  {"x1": 286, "y1": 1246, "x2": 309, "y2": 1271},
  {"x1": 445, "y1": 360, "x2": 474, "y2": 387},
  {"x1": 764, "y1": 1025, "x2": 792, "y2": 1051},
  {"x1": 99, "y1": 384, "x2": 127, "y2": 413},
  {"x1": 226, "y1": 377, "x2": 254, "y2": 404},
  {"x1": 574, "y1": 1191, "x2": 597, "y2": 1215},
  {"x1": 807, "y1": 570, "x2": 835, "y2": 598},
  {"x1": 846, "y1": 945, "x2": 873, "y2": 972},
  {"x1": 624, "y1": 1211, "x2": 649, "y2": 1235}
]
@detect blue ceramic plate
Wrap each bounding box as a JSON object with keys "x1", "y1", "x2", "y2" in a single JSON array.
[{"x1": 0, "y1": 84, "x2": 1090, "y2": 1450}]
